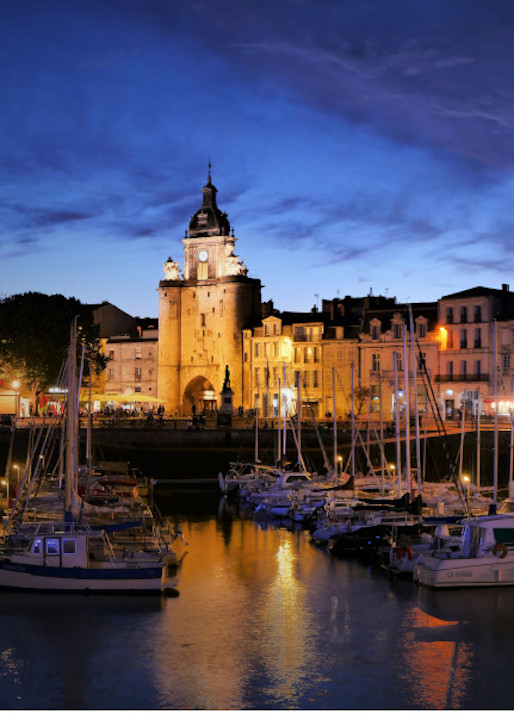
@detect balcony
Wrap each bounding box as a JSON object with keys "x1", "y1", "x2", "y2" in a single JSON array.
[{"x1": 436, "y1": 373, "x2": 489, "y2": 383}]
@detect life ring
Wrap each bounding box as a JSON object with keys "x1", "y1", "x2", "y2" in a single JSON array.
[{"x1": 493, "y1": 543, "x2": 508, "y2": 559}]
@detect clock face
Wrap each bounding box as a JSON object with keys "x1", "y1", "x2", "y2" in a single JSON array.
[{"x1": 198, "y1": 249, "x2": 208, "y2": 263}]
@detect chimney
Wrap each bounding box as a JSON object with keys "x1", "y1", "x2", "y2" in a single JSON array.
[{"x1": 503, "y1": 283, "x2": 510, "y2": 292}]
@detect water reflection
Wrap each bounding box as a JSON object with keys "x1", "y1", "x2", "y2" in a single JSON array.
[
  {"x1": 399, "y1": 605, "x2": 473, "y2": 709},
  {"x1": 2, "y1": 502, "x2": 514, "y2": 709}
]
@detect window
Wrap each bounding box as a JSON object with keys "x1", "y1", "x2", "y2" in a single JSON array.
[
  {"x1": 502, "y1": 353, "x2": 511, "y2": 374},
  {"x1": 474, "y1": 328, "x2": 482, "y2": 348},
  {"x1": 417, "y1": 322, "x2": 426, "y2": 338},
  {"x1": 448, "y1": 330, "x2": 454, "y2": 349},
  {"x1": 393, "y1": 323, "x2": 402, "y2": 339},
  {"x1": 460, "y1": 306, "x2": 468, "y2": 323},
  {"x1": 108, "y1": 350, "x2": 115, "y2": 360},
  {"x1": 461, "y1": 360, "x2": 467, "y2": 378},
  {"x1": 446, "y1": 307, "x2": 454, "y2": 324},
  {"x1": 393, "y1": 352, "x2": 403, "y2": 372},
  {"x1": 108, "y1": 368, "x2": 114, "y2": 381},
  {"x1": 372, "y1": 353, "x2": 380, "y2": 372},
  {"x1": 448, "y1": 360, "x2": 454, "y2": 378},
  {"x1": 135, "y1": 386, "x2": 141, "y2": 393},
  {"x1": 313, "y1": 370, "x2": 319, "y2": 388},
  {"x1": 46, "y1": 539, "x2": 59, "y2": 555},
  {"x1": 254, "y1": 368, "x2": 260, "y2": 388},
  {"x1": 135, "y1": 367, "x2": 142, "y2": 381},
  {"x1": 62, "y1": 539, "x2": 76, "y2": 554},
  {"x1": 273, "y1": 342, "x2": 279, "y2": 358},
  {"x1": 255, "y1": 343, "x2": 261, "y2": 358},
  {"x1": 460, "y1": 329, "x2": 467, "y2": 349},
  {"x1": 135, "y1": 348, "x2": 142, "y2": 359},
  {"x1": 304, "y1": 371, "x2": 310, "y2": 388},
  {"x1": 200, "y1": 314, "x2": 206, "y2": 327},
  {"x1": 475, "y1": 360, "x2": 481, "y2": 377},
  {"x1": 474, "y1": 305, "x2": 482, "y2": 322},
  {"x1": 32, "y1": 539, "x2": 42, "y2": 554},
  {"x1": 273, "y1": 367, "x2": 279, "y2": 386},
  {"x1": 371, "y1": 324, "x2": 379, "y2": 340},
  {"x1": 197, "y1": 261, "x2": 208, "y2": 280}
]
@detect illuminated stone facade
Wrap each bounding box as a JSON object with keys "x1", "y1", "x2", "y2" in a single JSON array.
[
  {"x1": 157, "y1": 168, "x2": 262, "y2": 415},
  {"x1": 243, "y1": 297, "x2": 440, "y2": 423}
]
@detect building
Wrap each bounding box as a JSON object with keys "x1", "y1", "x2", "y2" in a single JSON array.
[
  {"x1": 436, "y1": 285, "x2": 514, "y2": 418},
  {"x1": 243, "y1": 295, "x2": 440, "y2": 423},
  {"x1": 157, "y1": 167, "x2": 262, "y2": 415},
  {"x1": 104, "y1": 319, "x2": 159, "y2": 403}
]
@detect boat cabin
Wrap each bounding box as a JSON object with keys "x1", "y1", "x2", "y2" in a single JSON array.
[{"x1": 461, "y1": 515, "x2": 514, "y2": 558}]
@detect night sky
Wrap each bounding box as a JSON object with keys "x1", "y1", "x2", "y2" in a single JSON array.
[{"x1": 2, "y1": 0, "x2": 514, "y2": 318}]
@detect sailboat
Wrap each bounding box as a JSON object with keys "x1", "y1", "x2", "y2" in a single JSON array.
[{"x1": 0, "y1": 322, "x2": 171, "y2": 593}]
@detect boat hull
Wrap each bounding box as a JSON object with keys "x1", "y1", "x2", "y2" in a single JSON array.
[
  {"x1": 0, "y1": 559, "x2": 164, "y2": 592},
  {"x1": 413, "y1": 554, "x2": 514, "y2": 588}
]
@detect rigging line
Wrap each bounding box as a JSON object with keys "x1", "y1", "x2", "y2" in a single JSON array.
[
  {"x1": 333, "y1": 368, "x2": 390, "y2": 491},
  {"x1": 415, "y1": 337, "x2": 471, "y2": 517}
]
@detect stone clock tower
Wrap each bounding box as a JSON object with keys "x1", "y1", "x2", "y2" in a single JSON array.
[{"x1": 157, "y1": 166, "x2": 262, "y2": 415}]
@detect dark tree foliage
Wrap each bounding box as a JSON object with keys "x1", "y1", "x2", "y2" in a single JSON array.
[{"x1": 0, "y1": 292, "x2": 108, "y2": 406}]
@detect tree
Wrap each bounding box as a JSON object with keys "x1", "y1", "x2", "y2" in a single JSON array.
[{"x1": 0, "y1": 292, "x2": 108, "y2": 413}]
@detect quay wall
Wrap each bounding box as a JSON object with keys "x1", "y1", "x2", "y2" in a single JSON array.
[{"x1": 0, "y1": 424, "x2": 508, "y2": 490}]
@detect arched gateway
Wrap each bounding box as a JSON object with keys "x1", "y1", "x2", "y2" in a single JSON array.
[{"x1": 183, "y1": 376, "x2": 216, "y2": 414}]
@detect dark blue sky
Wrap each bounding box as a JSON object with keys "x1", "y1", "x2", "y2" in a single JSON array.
[{"x1": 2, "y1": 0, "x2": 514, "y2": 317}]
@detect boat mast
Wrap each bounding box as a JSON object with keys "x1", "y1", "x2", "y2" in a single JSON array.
[
  {"x1": 493, "y1": 319, "x2": 498, "y2": 505},
  {"x1": 402, "y1": 324, "x2": 411, "y2": 495},
  {"x1": 332, "y1": 367, "x2": 337, "y2": 475},
  {"x1": 408, "y1": 305, "x2": 422, "y2": 493},
  {"x1": 394, "y1": 351, "x2": 402, "y2": 498}
]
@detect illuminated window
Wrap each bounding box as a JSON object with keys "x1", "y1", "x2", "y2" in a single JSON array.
[
  {"x1": 46, "y1": 539, "x2": 59, "y2": 555},
  {"x1": 135, "y1": 348, "x2": 142, "y2": 359},
  {"x1": 62, "y1": 539, "x2": 76, "y2": 554}
]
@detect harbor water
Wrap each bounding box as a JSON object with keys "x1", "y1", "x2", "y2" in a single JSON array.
[{"x1": 0, "y1": 484, "x2": 512, "y2": 710}]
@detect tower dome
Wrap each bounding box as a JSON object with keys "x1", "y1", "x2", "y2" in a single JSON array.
[{"x1": 188, "y1": 163, "x2": 231, "y2": 238}]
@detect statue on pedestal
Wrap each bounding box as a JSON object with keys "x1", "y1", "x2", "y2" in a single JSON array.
[{"x1": 163, "y1": 257, "x2": 181, "y2": 281}]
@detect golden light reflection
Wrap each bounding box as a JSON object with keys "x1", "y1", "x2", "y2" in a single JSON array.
[
  {"x1": 151, "y1": 521, "x2": 317, "y2": 709},
  {"x1": 257, "y1": 533, "x2": 316, "y2": 704},
  {"x1": 438, "y1": 326, "x2": 448, "y2": 350},
  {"x1": 399, "y1": 606, "x2": 473, "y2": 709}
]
